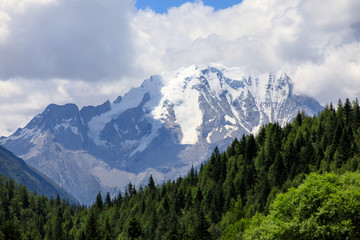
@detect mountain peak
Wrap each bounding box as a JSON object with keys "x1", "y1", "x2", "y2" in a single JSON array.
[{"x1": 0, "y1": 64, "x2": 323, "y2": 204}]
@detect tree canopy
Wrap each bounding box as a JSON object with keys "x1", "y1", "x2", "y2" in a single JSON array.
[
  {"x1": 1, "y1": 98, "x2": 360, "y2": 239},
  {"x1": 224, "y1": 171, "x2": 360, "y2": 239}
]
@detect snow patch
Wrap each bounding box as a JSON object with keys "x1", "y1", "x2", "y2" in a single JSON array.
[
  {"x1": 251, "y1": 125, "x2": 261, "y2": 135},
  {"x1": 224, "y1": 115, "x2": 236, "y2": 125},
  {"x1": 153, "y1": 66, "x2": 203, "y2": 145},
  {"x1": 87, "y1": 87, "x2": 147, "y2": 145},
  {"x1": 206, "y1": 130, "x2": 213, "y2": 144},
  {"x1": 54, "y1": 118, "x2": 80, "y2": 135},
  {"x1": 224, "y1": 125, "x2": 239, "y2": 138}
]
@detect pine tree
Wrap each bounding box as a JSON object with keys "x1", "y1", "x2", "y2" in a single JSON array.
[
  {"x1": 102, "y1": 217, "x2": 113, "y2": 240},
  {"x1": 343, "y1": 98, "x2": 352, "y2": 124},
  {"x1": 115, "y1": 192, "x2": 123, "y2": 207},
  {"x1": 128, "y1": 218, "x2": 142, "y2": 240},
  {"x1": 185, "y1": 188, "x2": 193, "y2": 210},
  {"x1": 195, "y1": 188, "x2": 203, "y2": 209},
  {"x1": 192, "y1": 210, "x2": 211, "y2": 240},
  {"x1": 166, "y1": 210, "x2": 181, "y2": 240},
  {"x1": 148, "y1": 175, "x2": 156, "y2": 191},
  {"x1": 352, "y1": 98, "x2": 360, "y2": 130},
  {"x1": 53, "y1": 208, "x2": 63, "y2": 240},
  {"x1": 37, "y1": 215, "x2": 45, "y2": 238},
  {"x1": 55, "y1": 193, "x2": 61, "y2": 206},
  {"x1": 78, "y1": 230, "x2": 86, "y2": 240},
  {"x1": 95, "y1": 192, "x2": 103, "y2": 210},
  {"x1": 0, "y1": 219, "x2": 21, "y2": 240},
  {"x1": 6, "y1": 179, "x2": 15, "y2": 200},
  {"x1": 144, "y1": 204, "x2": 157, "y2": 239},
  {"x1": 85, "y1": 209, "x2": 100, "y2": 240},
  {"x1": 126, "y1": 182, "x2": 136, "y2": 197},
  {"x1": 19, "y1": 185, "x2": 30, "y2": 208},
  {"x1": 44, "y1": 221, "x2": 53, "y2": 240},
  {"x1": 105, "y1": 192, "x2": 111, "y2": 207},
  {"x1": 103, "y1": 231, "x2": 112, "y2": 240}
]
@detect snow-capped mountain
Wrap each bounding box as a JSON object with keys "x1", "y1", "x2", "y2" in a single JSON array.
[{"x1": 0, "y1": 64, "x2": 323, "y2": 204}]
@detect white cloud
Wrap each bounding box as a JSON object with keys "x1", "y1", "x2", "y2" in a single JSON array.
[
  {"x1": 293, "y1": 42, "x2": 360, "y2": 104},
  {"x1": 132, "y1": 0, "x2": 360, "y2": 103},
  {"x1": 0, "y1": 0, "x2": 136, "y2": 80},
  {"x1": 0, "y1": 0, "x2": 360, "y2": 136}
]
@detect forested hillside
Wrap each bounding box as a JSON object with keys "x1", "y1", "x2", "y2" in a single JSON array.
[
  {"x1": 0, "y1": 145, "x2": 77, "y2": 204},
  {"x1": 0, "y1": 98, "x2": 359, "y2": 239}
]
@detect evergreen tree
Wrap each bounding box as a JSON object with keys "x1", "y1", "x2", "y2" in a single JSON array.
[
  {"x1": 55, "y1": 193, "x2": 61, "y2": 206},
  {"x1": 85, "y1": 209, "x2": 100, "y2": 240},
  {"x1": 0, "y1": 219, "x2": 21, "y2": 240},
  {"x1": 166, "y1": 211, "x2": 181, "y2": 240},
  {"x1": 105, "y1": 192, "x2": 112, "y2": 207},
  {"x1": 53, "y1": 208, "x2": 63, "y2": 240},
  {"x1": 126, "y1": 182, "x2": 136, "y2": 197},
  {"x1": 128, "y1": 218, "x2": 142, "y2": 240},
  {"x1": 6, "y1": 179, "x2": 15, "y2": 200},
  {"x1": 19, "y1": 185, "x2": 30, "y2": 208},
  {"x1": 148, "y1": 175, "x2": 156, "y2": 191},
  {"x1": 95, "y1": 191, "x2": 103, "y2": 210},
  {"x1": 193, "y1": 210, "x2": 211, "y2": 240},
  {"x1": 1, "y1": 98, "x2": 360, "y2": 240},
  {"x1": 195, "y1": 188, "x2": 203, "y2": 208},
  {"x1": 103, "y1": 231, "x2": 112, "y2": 240}
]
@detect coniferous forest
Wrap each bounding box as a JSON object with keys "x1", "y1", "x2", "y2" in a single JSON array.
[{"x1": 1, "y1": 98, "x2": 360, "y2": 239}]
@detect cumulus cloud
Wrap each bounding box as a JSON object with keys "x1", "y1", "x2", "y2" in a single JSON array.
[
  {"x1": 132, "y1": 0, "x2": 360, "y2": 103},
  {"x1": 293, "y1": 42, "x2": 360, "y2": 104},
  {"x1": 0, "y1": 0, "x2": 135, "y2": 81},
  {"x1": 1, "y1": 0, "x2": 360, "y2": 136}
]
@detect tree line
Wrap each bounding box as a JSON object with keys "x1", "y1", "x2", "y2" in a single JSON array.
[{"x1": 0, "y1": 98, "x2": 360, "y2": 239}]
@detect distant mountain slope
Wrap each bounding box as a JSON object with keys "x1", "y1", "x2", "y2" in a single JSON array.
[
  {"x1": 0, "y1": 64, "x2": 323, "y2": 204},
  {"x1": 0, "y1": 145, "x2": 77, "y2": 203}
]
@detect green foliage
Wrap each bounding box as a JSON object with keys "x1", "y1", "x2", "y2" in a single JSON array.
[
  {"x1": 127, "y1": 217, "x2": 142, "y2": 239},
  {"x1": 221, "y1": 218, "x2": 251, "y2": 240},
  {"x1": 241, "y1": 172, "x2": 360, "y2": 239},
  {"x1": 85, "y1": 208, "x2": 100, "y2": 240},
  {"x1": 192, "y1": 210, "x2": 211, "y2": 240},
  {"x1": 0, "y1": 98, "x2": 359, "y2": 239},
  {"x1": 95, "y1": 192, "x2": 103, "y2": 210},
  {"x1": 0, "y1": 219, "x2": 21, "y2": 240}
]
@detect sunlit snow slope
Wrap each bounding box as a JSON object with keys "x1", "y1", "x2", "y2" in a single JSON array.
[{"x1": 0, "y1": 64, "x2": 323, "y2": 204}]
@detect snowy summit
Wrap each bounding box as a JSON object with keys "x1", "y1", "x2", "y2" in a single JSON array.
[{"x1": 0, "y1": 64, "x2": 322, "y2": 204}]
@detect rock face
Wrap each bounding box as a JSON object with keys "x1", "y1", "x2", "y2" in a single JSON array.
[{"x1": 0, "y1": 64, "x2": 323, "y2": 205}]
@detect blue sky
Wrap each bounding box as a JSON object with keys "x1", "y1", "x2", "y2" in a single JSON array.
[{"x1": 136, "y1": 0, "x2": 243, "y2": 13}]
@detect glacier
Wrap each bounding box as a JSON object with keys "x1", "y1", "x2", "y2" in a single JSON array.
[{"x1": 0, "y1": 64, "x2": 323, "y2": 205}]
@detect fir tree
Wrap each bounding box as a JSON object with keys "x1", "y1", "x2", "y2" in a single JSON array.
[
  {"x1": 85, "y1": 209, "x2": 100, "y2": 240},
  {"x1": 128, "y1": 218, "x2": 142, "y2": 240},
  {"x1": 105, "y1": 192, "x2": 111, "y2": 207},
  {"x1": 95, "y1": 191, "x2": 103, "y2": 210},
  {"x1": 193, "y1": 210, "x2": 211, "y2": 240},
  {"x1": 148, "y1": 175, "x2": 156, "y2": 191},
  {"x1": 0, "y1": 219, "x2": 21, "y2": 240}
]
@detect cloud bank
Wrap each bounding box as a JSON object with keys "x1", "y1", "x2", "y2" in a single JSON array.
[
  {"x1": 0, "y1": 0, "x2": 360, "y2": 135},
  {"x1": 0, "y1": 0, "x2": 135, "y2": 80},
  {"x1": 132, "y1": 0, "x2": 360, "y2": 103}
]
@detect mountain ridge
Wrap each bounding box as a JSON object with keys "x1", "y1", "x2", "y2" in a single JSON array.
[{"x1": 0, "y1": 64, "x2": 323, "y2": 204}]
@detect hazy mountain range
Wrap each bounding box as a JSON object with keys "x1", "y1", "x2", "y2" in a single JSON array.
[{"x1": 0, "y1": 145, "x2": 77, "y2": 203}]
